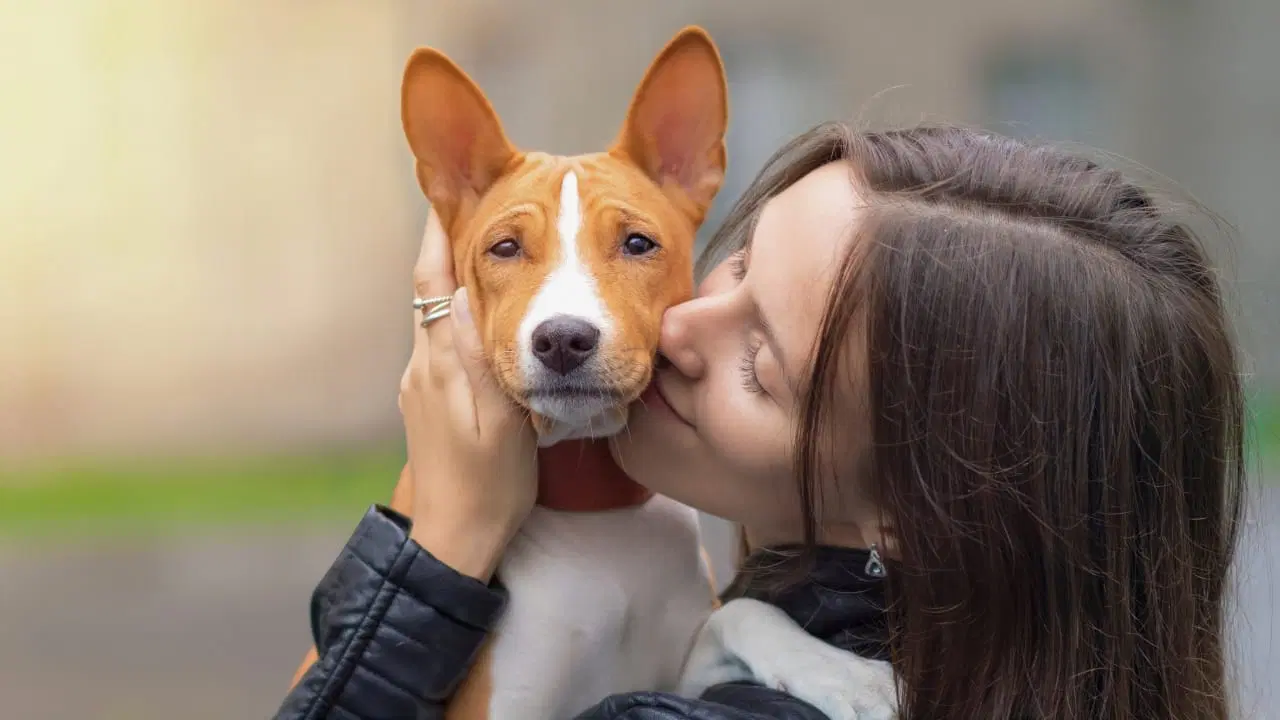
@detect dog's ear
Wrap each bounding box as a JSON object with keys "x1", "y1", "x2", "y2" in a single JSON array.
[
  {"x1": 402, "y1": 49, "x2": 518, "y2": 231},
  {"x1": 611, "y1": 27, "x2": 729, "y2": 226}
]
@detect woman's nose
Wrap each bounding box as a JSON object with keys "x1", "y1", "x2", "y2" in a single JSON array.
[
  {"x1": 659, "y1": 258, "x2": 741, "y2": 380},
  {"x1": 659, "y1": 290, "x2": 735, "y2": 380},
  {"x1": 659, "y1": 300, "x2": 706, "y2": 379}
]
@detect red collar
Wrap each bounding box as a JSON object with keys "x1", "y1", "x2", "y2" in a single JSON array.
[{"x1": 535, "y1": 439, "x2": 652, "y2": 512}]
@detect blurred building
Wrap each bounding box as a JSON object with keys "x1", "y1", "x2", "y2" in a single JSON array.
[{"x1": 1, "y1": 0, "x2": 1275, "y2": 466}]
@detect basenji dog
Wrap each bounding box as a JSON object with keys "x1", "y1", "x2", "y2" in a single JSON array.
[
  {"x1": 399, "y1": 27, "x2": 726, "y2": 719},
  {"x1": 292, "y1": 26, "x2": 899, "y2": 720}
]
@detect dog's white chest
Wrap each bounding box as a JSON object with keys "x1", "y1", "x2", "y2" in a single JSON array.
[{"x1": 484, "y1": 494, "x2": 712, "y2": 719}]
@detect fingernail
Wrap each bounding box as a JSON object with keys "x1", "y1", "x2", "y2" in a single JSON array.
[{"x1": 454, "y1": 287, "x2": 472, "y2": 324}]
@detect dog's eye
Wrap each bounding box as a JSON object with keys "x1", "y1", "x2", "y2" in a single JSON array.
[
  {"x1": 622, "y1": 233, "x2": 658, "y2": 256},
  {"x1": 488, "y1": 238, "x2": 522, "y2": 259}
]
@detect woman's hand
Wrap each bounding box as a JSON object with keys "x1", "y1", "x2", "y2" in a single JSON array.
[{"x1": 398, "y1": 208, "x2": 538, "y2": 580}]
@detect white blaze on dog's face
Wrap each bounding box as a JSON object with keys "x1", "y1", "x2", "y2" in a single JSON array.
[{"x1": 401, "y1": 28, "x2": 728, "y2": 445}]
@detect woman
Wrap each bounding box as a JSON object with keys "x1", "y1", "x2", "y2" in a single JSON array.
[{"x1": 274, "y1": 122, "x2": 1244, "y2": 719}]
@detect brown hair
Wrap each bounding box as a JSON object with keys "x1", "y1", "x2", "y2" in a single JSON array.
[{"x1": 702, "y1": 122, "x2": 1245, "y2": 719}]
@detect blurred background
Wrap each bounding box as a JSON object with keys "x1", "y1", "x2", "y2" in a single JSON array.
[{"x1": 1, "y1": 1, "x2": 1276, "y2": 718}]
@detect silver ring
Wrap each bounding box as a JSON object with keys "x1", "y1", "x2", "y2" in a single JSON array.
[
  {"x1": 420, "y1": 303, "x2": 451, "y2": 327},
  {"x1": 413, "y1": 295, "x2": 452, "y2": 310},
  {"x1": 415, "y1": 295, "x2": 452, "y2": 328}
]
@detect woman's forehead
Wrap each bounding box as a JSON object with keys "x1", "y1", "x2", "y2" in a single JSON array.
[
  {"x1": 755, "y1": 161, "x2": 861, "y2": 259},
  {"x1": 750, "y1": 161, "x2": 863, "y2": 373}
]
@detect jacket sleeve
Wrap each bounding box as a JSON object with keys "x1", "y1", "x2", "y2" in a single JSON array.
[
  {"x1": 576, "y1": 683, "x2": 831, "y2": 720},
  {"x1": 272, "y1": 504, "x2": 506, "y2": 720}
]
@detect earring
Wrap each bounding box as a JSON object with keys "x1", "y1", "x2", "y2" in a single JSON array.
[{"x1": 865, "y1": 543, "x2": 887, "y2": 578}]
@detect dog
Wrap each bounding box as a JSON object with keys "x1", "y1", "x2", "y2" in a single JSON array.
[
  {"x1": 399, "y1": 26, "x2": 728, "y2": 718},
  {"x1": 292, "y1": 26, "x2": 899, "y2": 720}
]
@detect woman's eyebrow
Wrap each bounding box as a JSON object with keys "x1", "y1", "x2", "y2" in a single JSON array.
[
  {"x1": 754, "y1": 297, "x2": 796, "y2": 395},
  {"x1": 733, "y1": 206, "x2": 766, "y2": 269},
  {"x1": 744, "y1": 205, "x2": 765, "y2": 250},
  {"x1": 739, "y1": 228, "x2": 799, "y2": 395}
]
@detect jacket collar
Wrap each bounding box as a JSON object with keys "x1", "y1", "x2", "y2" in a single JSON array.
[{"x1": 720, "y1": 545, "x2": 891, "y2": 662}]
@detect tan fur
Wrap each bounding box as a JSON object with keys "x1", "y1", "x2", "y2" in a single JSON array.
[
  {"x1": 700, "y1": 546, "x2": 723, "y2": 610},
  {"x1": 444, "y1": 641, "x2": 495, "y2": 720}
]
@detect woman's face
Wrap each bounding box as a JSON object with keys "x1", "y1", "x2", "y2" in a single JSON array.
[{"x1": 612, "y1": 161, "x2": 868, "y2": 546}]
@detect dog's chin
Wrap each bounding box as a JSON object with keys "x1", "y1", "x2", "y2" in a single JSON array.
[
  {"x1": 530, "y1": 405, "x2": 630, "y2": 448},
  {"x1": 501, "y1": 360, "x2": 652, "y2": 448}
]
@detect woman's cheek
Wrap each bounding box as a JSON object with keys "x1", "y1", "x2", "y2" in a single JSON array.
[{"x1": 705, "y1": 384, "x2": 773, "y2": 467}]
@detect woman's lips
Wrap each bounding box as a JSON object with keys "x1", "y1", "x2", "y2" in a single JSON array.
[{"x1": 641, "y1": 375, "x2": 694, "y2": 428}]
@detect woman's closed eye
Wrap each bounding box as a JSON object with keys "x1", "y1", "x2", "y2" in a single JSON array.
[
  {"x1": 739, "y1": 340, "x2": 765, "y2": 394},
  {"x1": 729, "y1": 248, "x2": 748, "y2": 281},
  {"x1": 728, "y1": 249, "x2": 767, "y2": 395}
]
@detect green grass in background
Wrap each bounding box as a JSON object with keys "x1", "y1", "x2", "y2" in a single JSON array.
[
  {"x1": 1251, "y1": 394, "x2": 1280, "y2": 460},
  {"x1": 1, "y1": 395, "x2": 1277, "y2": 540},
  {"x1": 0, "y1": 444, "x2": 405, "y2": 539}
]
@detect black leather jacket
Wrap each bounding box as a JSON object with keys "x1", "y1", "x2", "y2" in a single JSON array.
[{"x1": 273, "y1": 505, "x2": 889, "y2": 719}]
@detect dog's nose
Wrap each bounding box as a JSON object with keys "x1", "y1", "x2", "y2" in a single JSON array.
[{"x1": 531, "y1": 316, "x2": 600, "y2": 375}]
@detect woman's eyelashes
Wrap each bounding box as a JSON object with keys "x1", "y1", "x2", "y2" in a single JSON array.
[
  {"x1": 729, "y1": 248, "x2": 748, "y2": 281},
  {"x1": 728, "y1": 249, "x2": 766, "y2": 395},
  {"x1": 739, "y1": 340, "x2": 765, "y2": 394}
]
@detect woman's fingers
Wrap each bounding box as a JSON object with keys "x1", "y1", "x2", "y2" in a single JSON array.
[
  {"x1": 412, "y1": 208, "x2": 458, "y2": 366},
  {"x1": 404, "y1": 210, "x2": 524, "y2": 443},
  {"x1": 447, "y1": 288, "x2": 522, "y2": 435}
]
